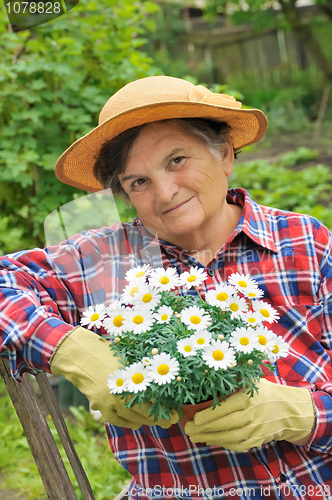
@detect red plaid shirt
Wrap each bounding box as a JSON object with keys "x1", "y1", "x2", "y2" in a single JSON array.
[{"x1": 1, "y1": 189, "x2": 332, "y2": 499}]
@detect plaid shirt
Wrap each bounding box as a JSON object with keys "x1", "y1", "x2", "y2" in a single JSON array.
[{"x1": 1, "y1": 188, "x2": 332, "y2": 499}]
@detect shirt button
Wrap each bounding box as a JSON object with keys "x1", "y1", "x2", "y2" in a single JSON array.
[
  {"x1": 280, "y1": 473, "x2": 287, "y2": 482},
  {"x1": 207, "y1": 269, "x2": 214, "y2": 277}
]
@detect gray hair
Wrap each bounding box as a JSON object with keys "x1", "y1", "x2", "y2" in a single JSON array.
[{"x1": 93, "y1": 118, "x2": 232, "y2": 198}]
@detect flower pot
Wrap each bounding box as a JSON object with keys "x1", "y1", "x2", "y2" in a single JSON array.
[{"x1": 180, "y1": 398, "x2": 218, "y2": 431}]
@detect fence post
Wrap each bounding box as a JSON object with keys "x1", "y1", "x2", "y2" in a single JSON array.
[{"x1": 0, "y1": 358, "x2": 78, "y2": 500}]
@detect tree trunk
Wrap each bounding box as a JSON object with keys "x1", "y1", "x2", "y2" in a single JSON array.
[{"x1": 278, "y1": 0, "x2": 332, "y2": 84}]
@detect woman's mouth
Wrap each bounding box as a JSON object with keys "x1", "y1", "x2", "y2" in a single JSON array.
[{"x1": 164, "y1": 197, "x2": 194, "y2": 214}]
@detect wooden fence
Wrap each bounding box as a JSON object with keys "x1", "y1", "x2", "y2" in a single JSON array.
[{"x1": 179, "y1": 6, "x2": 324, "y2": 86}]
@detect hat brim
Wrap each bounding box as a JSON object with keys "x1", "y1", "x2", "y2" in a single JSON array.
[{"x1": 55, "y1": 100, "x2": 268, "y2": 193}]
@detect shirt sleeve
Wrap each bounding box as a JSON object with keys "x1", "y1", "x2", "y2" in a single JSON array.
[
  {"x1": 305, "y1": 219, "x2": 332, "y2": 454},
  {"x1": 0, "y1": 241, "x2": 89, "y2": 380},
  {"x1": 0, "y1": 223, "x2": 149, "y2": 381}
]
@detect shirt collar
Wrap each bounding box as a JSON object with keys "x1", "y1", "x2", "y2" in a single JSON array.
[
  {"x1": 226, "y1": 188, "x2": 278, "y2": 253},
  {"x1": 133, "y1": 188, "x2": 278, "y2": 255}
]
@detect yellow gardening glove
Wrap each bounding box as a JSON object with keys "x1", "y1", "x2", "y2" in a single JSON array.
[
  {"x1": 185, "y1": 378, "x2": 315, "y2": 452},
  {"x1": 50, "y1": 326, "x2": 178, "y2": 429}
]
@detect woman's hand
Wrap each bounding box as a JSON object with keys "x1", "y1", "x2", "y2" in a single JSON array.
[
  {"x1": 185, "y1": 378, "x2": 315, "y2": 452},
  {"x1": 50, "y1": 327, "x2": 178, "y2": 429}
]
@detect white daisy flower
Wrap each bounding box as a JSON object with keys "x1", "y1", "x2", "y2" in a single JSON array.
[
  {"x1": 205, "y1": 284, "x2": 236, "y2": 309},
  {"x1": 228, "y1": 296, "x2": 248, "y2": 319},
  {"x1": 121, "y1": 283, "x2": 142, "y2": 305},
  {"x1": 255, "y1": 326, "x2": 278, "y2": 354},
  {"x1": 180, "y1": 305, "x2": 212, "y2": 331},
  {"x1": 123, "y1": 307, "x2": 155, "y2": 334},
  {"x1": 202, "y1": 340, "x2": 236, "y2": 370},
  {"x1": 153, "y1": 306, "x2": 173, "y2": 324},
  {"x1": 132, "y1": 285, "x2": 161, "y2": 310},
  {"x1": 229, "y1": 327, "x2": 261, "y2": 354},
  {"x1": 125, "y1": 265, "x2": 152, "y2": 284},
  {"x1": 148, "y1": 267, "x2": 180, "y2": 291},
  {"x1": 177, "y1": 338, "x2": 198, "y2": 357},
  {"x1": 103, "y1": 306, "x2": 128, "y2": 336},
  {"x1": 268, "y1": 336, "x2": 290, "y2": 361},
  {"x1": 228, "y1": 273, "x2": 258, "y2": 293},
  {"x1": 242, "y1": 287, "x2": 265, "y2": 300},
  {"x1": 252, "y1": 300, "x2": 280, "y2": 323},
  {"x1": 123, "y1": 363, "x2": 151, "y2": 393},
  {"x1": 80, "y1": 304, "x2": 106, "y2": 329},
  {"x1": 241, "y1": 311, "x2": 264, "y2": 327},
  {"x1": 106, "y1": 301, "x2": 124, "y2": 313},
  {"x1": 179, "y1": 266, "x2": 208, "y2": 289},
  {"x1": 190, "y1": 330, "x2": 212, "y2": 349},
  {"x1": 142, "y1": 357, "x2": 151, "y2": 366},
  {"x1": 147, "y1": 353, "x2": 179, "y2": 385},
  {"x1": 107, "y1": 369, "x2": 127, "y2": 394}
]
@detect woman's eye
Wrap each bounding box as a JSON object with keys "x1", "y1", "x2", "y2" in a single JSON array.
[
  {"x1": 171, "y1": 156, "x2": 185, "y2": 166},
  {"x1": 131, "y1": 178, "x2": 147, "y2": 190}
]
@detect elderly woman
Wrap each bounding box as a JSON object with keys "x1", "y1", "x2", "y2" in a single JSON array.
[{"x1": 1, "y1": 76, "x2": 332, "y2": 499}]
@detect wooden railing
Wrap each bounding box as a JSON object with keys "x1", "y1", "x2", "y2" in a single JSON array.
[{"x1": 0, "y1": 358, "x2": 128, "y2": 500}]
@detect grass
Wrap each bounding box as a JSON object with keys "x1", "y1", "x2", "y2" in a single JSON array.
[{"x1": 0, "y1": 379, "x2": 131, "y2": 500}]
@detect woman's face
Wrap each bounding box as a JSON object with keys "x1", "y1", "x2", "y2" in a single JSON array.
[{"x1": 119, "y1": 121, "x2": 234, "y2": 246}]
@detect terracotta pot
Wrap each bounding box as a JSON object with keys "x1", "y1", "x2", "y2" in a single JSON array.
[{"x1": 180, "y1": 398, "x2": 218, "y2": 431}]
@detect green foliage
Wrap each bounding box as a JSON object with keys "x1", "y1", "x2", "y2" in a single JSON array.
[
  {"x1": 226, "y1": 68, "x2": 330, "y2": 131},
  {"x1": 0, "y1": 379, "x2": 130, "y2": 499},
  {"x1": 230, "y1": 147, "x2": 332, "y2": 230},
  {"x1": 142, "y1": 3, "x2": 188, "y2": 78},
  {"x1": 0, "y1": 0, "x2": 160, "y2": 255}
]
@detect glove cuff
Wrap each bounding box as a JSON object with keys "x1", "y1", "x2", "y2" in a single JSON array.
[{"x1": 49, "y1": 325, "x2": 81, "y2": 368}]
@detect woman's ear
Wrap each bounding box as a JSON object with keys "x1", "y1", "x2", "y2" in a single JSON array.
[{"x1": 220, "y1": 141, "x2": 235, "y2": 177}]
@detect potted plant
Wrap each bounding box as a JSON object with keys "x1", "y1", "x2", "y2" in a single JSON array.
[{"x1": 81, "y1": 267, "x2": 289, "y2": 428}]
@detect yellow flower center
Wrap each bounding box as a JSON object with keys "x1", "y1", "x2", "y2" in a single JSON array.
[
  {"x1": 190, "y1": 315, "x2": 201, "y2": 324},
  {"x1": 230, "y1": 303, "x2": 239, "y2": 312},
  {"x1": 187, "y1": 275, "x2": 197, "y2": 282},
  {"x1": 133, "y1": 315, "x2": 144, "y2": 325},
  {"x1": 248, "y1": 317, "x2": 256, "y2": 323},
  {"x1": 113, "y1": 315, "x2": 124, "y2": 327},
  {"x1": 130, "y1": 286, "x2": 139, "y2": 297},
  {"x1": 135, "y1": 271, "x2": 145, "y2": 278},
  {"x1": 260, "y1": 308, "x2": 270, "y2": 318},
  {"x1": 159, "y1": 276, "x2": 169, "y2": 285},
  {"x1": 238, "y1": 280, "x2": 247, "y2": 288},
  {"x1": 161, "y1": 314, "x2": 168, "y2": 321},
  {"x1": 213, "y1": 350, "x2": 224, "y2": 361},
  {"x1": 258, "y1": 335, "x2": 267, "y2": 345},
  {"x1": 248, "y1": 292, "x2": 256, "y2": 297},
  {"x1": 132, "y1": 373, "x2": 144, "y2": 384},
  {"x1": 197, "y1": 338, "x2": 205, "y2": 345},
  {"x1": 216, "y1": 292, "x2": 228, "y2": 302},
  {"x1": 158, "y1": 364, "x2": 169, "y2": 375},
  {"x1": 184, "y1": 345, "x2": 192, "y2": 352},
  {"x1": 116, "y1": 378, "x2": 124, "y2": 387},
  {"x1": 90, "y1": 313, "x2": 99, "y2": 321},
  {"x1": 142, "y1": 293, "x2": 152, "y2": 303},
  {"x1": 240, "y1": 337, "x2": 249, "y2": 346},
  {"x1": 272, "y1": 344, "x2": 280, "y2": 354}
]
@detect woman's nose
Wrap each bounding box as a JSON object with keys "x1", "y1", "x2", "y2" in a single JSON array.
[{"x1": 153, "y1": 175, "x2": 179, "y2": 203}]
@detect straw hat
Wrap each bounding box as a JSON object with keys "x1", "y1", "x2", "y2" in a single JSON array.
[{"x1": 55, "y1": 75, "x2": 268, "y2": 193}]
